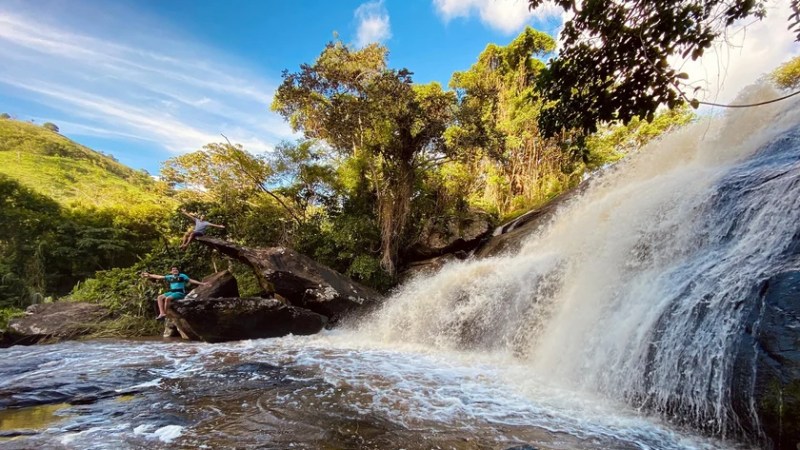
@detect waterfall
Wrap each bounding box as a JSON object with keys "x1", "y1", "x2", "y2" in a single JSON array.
[{"x1": 352, "y1": 83, "x2": 800, "y2": 437}]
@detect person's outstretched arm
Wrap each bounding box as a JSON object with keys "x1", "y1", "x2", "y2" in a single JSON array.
[
  {"x1": 188, "y1": 278, "x2": 210, "y2": 286},
  {"x1": 180, "y1": 209, "x2": 197, "y2": 220},
  {"x1": 141, "y1": 272, "x2": 165, "y2": 280},
  {"x1": 208, "y1": 222, "x2": 225, "y2": 228}
]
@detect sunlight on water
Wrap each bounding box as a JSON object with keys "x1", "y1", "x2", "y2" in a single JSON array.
[{"x1": 0, "y1": 403, "x2": 71, "y2": 432}]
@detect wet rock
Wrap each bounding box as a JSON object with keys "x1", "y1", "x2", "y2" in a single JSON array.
[
  {"x1": 733, "y1": 271, "x2": 800, "y2": 449},
  {"x1": 2, "y1": 302, "x2": 110, "y2": 347},
  {"x1": 167, "y1": 297, "x2": 327, "y2": 343},
  {"x1": 398, "y1": 253, "x2": 467, "y2": 283},
  {"x1": 474, "y1": 183, "x2": 586, "y2": 258},
  {"x1": 196, "y1": 237, "x2": 382, "y2": 320}
]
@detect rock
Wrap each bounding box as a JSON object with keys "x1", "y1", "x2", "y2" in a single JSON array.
[
  {"x1": 0, "y1": 330, "x2": 11, "y2": 348},
  {"x1": 163, "y1": 319, "x2": 180, "y2": 338},
  {"x1": 474, "y1": 182, "x2": 587, "y2": 258},
  {"x1": 186, "y1": 270, "x2": 240, "y2": 299},
  {"x1": 196, "y1": 237, "x2": 382, "y2": 320},
  {"x1": 3, "y1": 302, "x2": 110, "y2": 346},
  {"x1": 398, "y1": 253, "x2": 467, "y2": 283},
  {"x1": 732, "y1": 271, "x2": 800, "y2": 449},
  {"x1": 405, "y1": 211, "x2": 493, "y2": 260},
  {"x1": 164, "y1": 270, "x2": 239, "y2": 340},
  {"x1": 167, "y1": 297, "x2": 327, "y2": 343}
]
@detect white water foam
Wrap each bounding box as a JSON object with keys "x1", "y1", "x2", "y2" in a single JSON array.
[{"x1": 343, "y1": 83, "x2": 800, "y2": 438}]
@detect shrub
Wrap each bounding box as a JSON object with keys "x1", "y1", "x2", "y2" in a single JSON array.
[{"x1": 42, "y1": 122, "x2": 59, "y2": 133}]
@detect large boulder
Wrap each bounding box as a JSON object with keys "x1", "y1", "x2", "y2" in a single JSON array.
[
  {"x1": 189, "y1": 270, "x2": 240, "y2": 299},
  {"x1": 196, "y1": 237, "x2": 382, "y2": 320},
  {"x1": 3, "y1": 302, "x2": 110, "y2": 346},
  {"x1": 405, "y1": 211, "x2": 493, "y2": 261},
  {"x1": 732, "y1": 271, "x2": 800, "y2": 449},
  {"x1": 162, "y1": 270, "x2": 239, "y2": 339},
  {"x1": 167, "y1": 297, "x2": 327, "y2": 343}
]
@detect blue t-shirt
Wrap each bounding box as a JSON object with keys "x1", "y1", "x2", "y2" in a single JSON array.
[{"x1": 164, "y1": 273, "x2": 190, "y2": 292}]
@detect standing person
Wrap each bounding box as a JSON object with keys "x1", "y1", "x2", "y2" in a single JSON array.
[
  {"x1": 179, "y1": 210, "x2": 224, "y2": 249},
  {"x1": 141, "y1": 267, "x2": 208, "y2": 320}
]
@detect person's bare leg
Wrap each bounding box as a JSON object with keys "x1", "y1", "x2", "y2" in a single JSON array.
[
  {"x1": 182, "y1": 233, "x2": 196, "y2": 250},
  {"x1": 156, "y1": 295, "x2": 167, "y2": 318},
  {"x1": 180, "y1": 230, "x2": 193, "y2": 248}
]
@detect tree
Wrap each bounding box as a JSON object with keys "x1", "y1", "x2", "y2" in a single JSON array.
[
  {"x1": 771, "y1": 55, "x2": 800, "y2": 89},
  {"x1": 0, "y1": 113, "x2": 10, "y2": 120},
  {"x1": 270, "y1": 140, "x2": 338, "y2": 213},
  {"x1": 42, "y1": 122, "x2": 59, "y2": 133},
  {"x1": 527, "y1": 0, "x2": 782, "y2": 136},
  {"x1": 447, "y1": 27, "x2": 579, "y2": 216},
  {"x1": 160, "y1": 141, "x2": 302, "y2": 223},
  {"x1": 272, "y1": 41, "x2": 456, "y2": 274}
]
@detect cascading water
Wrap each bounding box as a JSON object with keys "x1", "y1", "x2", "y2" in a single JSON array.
[
  {"x1": 2, "y1": 85, "x2": 797, "y2": 450},
  {"x1": 352, "y1": 83, "x2": 800, "y2": 441}
]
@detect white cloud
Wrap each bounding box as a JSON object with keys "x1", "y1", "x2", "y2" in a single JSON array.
[
  {"x1": 0, "y1": 6, "x2": 297, "y2": 160},
  {"x1": 433, "y1": 0, "x2": 563, "y2": 34},
  {"x1": 675, "y1": 0, "x2": 800, "y2": 105},
  {"x1": 354, "y1": 0, "x2": 392, "y2": 47}
]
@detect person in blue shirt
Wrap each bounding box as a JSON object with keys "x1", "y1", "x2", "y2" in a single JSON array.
[
  {"x1": 179, "y1": 210, "x2": 225, "y2": 250},
  {"x1": 141, "y1": 267, "x2": 208, "y2": 320}
]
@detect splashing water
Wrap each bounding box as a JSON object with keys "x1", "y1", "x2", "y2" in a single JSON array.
[{"x1": 351, "y1": 83, "x2": 800, "y2": 438}]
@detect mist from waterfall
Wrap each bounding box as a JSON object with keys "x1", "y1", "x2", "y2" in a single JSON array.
[{"x1": 349, "y1": 83, "x2": 800, "y2": 435}]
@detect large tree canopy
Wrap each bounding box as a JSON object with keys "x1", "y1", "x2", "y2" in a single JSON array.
[
  {"x1": 272, "y1": 41, "x2": 456, "y2": 274},
  {"x1": 527, "y1": 0, "x2": 786, "y2": 136}
]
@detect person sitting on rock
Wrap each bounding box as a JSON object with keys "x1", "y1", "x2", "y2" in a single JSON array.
[
  {"x1": 179, "y1": 210, "x2": 224, "y2": 249},
  {"x1": 141, "y1": 267, "x2": 208, "y2": 320}
]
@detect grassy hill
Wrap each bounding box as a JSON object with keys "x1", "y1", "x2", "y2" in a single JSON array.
[
  {"x1": 0, "y1": 119, "x2": 173, "y2": 214},
  {"x1": 0, "y1": 118, "x2": 179, "y2": 305}
]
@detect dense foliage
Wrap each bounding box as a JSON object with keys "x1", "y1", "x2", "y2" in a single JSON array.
[
  {"x1": 527, "y1": 0, "x2": 772, "y2": 136},
  {"x1": 446, "y1": 27, "x2": 580, "y2": 217},
  {"x1": 0, "y1": 120, "x2": 171, "y2": 311},
  {"x1": 273, "y1": 42, "x2": 457, "y2": 274}
]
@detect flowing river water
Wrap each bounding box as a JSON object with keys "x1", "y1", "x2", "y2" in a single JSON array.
[{"x1": 1, "y1": 84, "x2": 798, "y2": 449}]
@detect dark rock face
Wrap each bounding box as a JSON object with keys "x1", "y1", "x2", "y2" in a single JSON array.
[
  {"x1": 188, "y1": 270, "x2": 240, "y2": 299},
  {"x1": 196, "y1": 237, "x2": 382, "y2": 320},
  {"x1": 3, "y1": 302, "x2": 110, "y2": 346},
  {"x1": 168, "y1": 297, "x2": 327, "y2": 343},
  {"x1": 399, "y1": 186, "x2": 586, "y2": 279},
  {"x1": 733, "y1": 271, "x2": 800, "y2": 449}
]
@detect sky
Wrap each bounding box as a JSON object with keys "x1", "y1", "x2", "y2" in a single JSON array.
[{"x1": 0, "y1": 0, "x2": 797, "y2": 174}]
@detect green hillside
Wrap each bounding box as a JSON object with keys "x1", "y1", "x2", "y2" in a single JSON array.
[
  {"x1": 0, "y1": 118, "x2": 176, "y2": 306},
  {"x1": 0, "y1": 119, "x2": 172, "y2": 213}
]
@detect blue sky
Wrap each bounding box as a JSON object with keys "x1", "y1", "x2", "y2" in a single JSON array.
[{"x1": 1, "y1": 0, "x2": 797, "y2": 174}]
